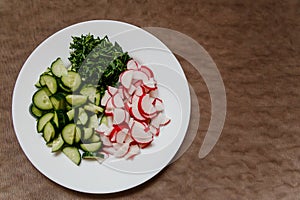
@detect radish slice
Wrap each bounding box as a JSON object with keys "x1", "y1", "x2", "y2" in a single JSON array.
[
  {"x1": 131, "y1": 121, "x2": 153, "y2": 144},
  {"x1": 127, "y1": 59, "x2": 138, "y2": 70},
  {"x1": 140, "y1": 65, "x2": 154, "y2": 78},
  {"x1": 120, "y1": 70, "x2": 133, "y2": 89},
  {"x1": 138, "y1": 94, "x2": 157, "y2": 117},
  {"x1": 153, "y1": 98, "x2": 164, "y2": 112},
  {"x1": 116, "y1": 129, "x2": 128, "y2": 143},
  {"x1": 132, "y1": 70, "x2": 149, "y2": 82},
  {"x1": 128, "y1": 84, "x2": 136, "y2": 95},
  {"x1": 103, "y1": 126, "x2": 115, "y2": 136},
  {"x1": 149, "y1": 89, "x2": 159, "y2": 98},
  {"x1": 112, "y1": 93, "x2": 124, "y2": 108},
  {"x1": 114, "y1": 143, "x2": 130, "y2": 158},
  {"x1": 99, "y1": 134, "x2": 113, "y2": 146},
  {"x1": 108, "y1": 86, "x2": 118, "y2": 96},
  {"x1": 139, "y1": 142, "x2": 151, "y2": 149},
  {"x1": 124, "y1": 144, "x2": 140, "y2": 159},
  {"x1": 151, "y1": 112, "x2": 170, "y2": 128},
  {"x1": 106, "y1": 97, "x2": 115, "y2": 110},
  {"x1": 103, "y1": 147, "x2": 116, "y2": 155},
  {"x1": 113, "y1": 108, "x2": 126, "y2": 125},
  {"x1": 129, "y1": 107, "x2": 147, "y2": 122},
  {"x1": 149, "y1": 125, "x2": 160, "y2": 136},
  {"x1": 97, "y1": 123, "x2": 109, "y2": 133},
  {"x1": 134, "y1": 86, "x2": 145, "y2": 96},
  {"x1": 101, "y1": 90, "x2": 111, "y2": 106}
]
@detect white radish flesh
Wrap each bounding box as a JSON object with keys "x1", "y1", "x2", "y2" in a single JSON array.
[
  {"x1": 120, "y1": 70, "x2": 133, "y2": 89},
  {"x1": 101, "y1": 90, "x2": 111, "y2": 106},
  {"x1": 113, "y1": 108, "x2": 126, "y2": 125}
]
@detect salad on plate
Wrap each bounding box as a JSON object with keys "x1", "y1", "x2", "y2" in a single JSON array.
[{"x1": 29, "y1": 34, "x2": 171, "y2": 165}]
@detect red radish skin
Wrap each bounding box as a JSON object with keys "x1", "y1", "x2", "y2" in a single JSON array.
[
  {"x1": 107, "y1": 86, "x2": 118, "y2": 96},
  {"x1": 131, "y1": 121, "x2": 153, "y2": 144},
  {"x1": 112, "y1": 93, "x2": 124, "y2": 108},
  {"x1": 124, "y1": 144, "x2": 140, "y2": 160},
  {"x1": 126, "y1": 59, "x2": 139, "y2": 70},
  {"x1": 138, "y1": 94, "x2": 157, "y2": 118},
  {"x1": 139, "y1": 65, "x2": 154, "y2": 78}
]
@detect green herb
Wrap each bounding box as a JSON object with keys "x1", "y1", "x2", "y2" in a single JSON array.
[{"x1": 68, "y1": 34, "x2": 130, "y2": 96}]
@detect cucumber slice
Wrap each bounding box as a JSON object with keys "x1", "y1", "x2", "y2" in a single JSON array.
[
  {"x1": 56, "y1": 110, "x2": 68, "y2": 129},
  {"x1": 61, "y1": 123, "x2": 76, "y2": 145},
  {"x1": 80, "y1": 141, "x2": 102, "y2": 152},
  {"x1": 33, "y1": 88, "x2": 53, "y2": 110},
  {"x1": 50, "y1": 93, "x2": 66, "y2": 110},
  {"x1": 62, "y1": 146, "x2": 81, "y2": 165},
  {"x1": 43, "y1": 121, "x2": 56, "y2": 143},
  {"x1": 40, "y1": 74, "x2": 57, "y2": 94},
  {"x1": 83, "y1": 127, "x2": 94, "y2": 140},
  {"x1": 51, "y1": 58, "x2": 68, "y2": 78},
  {"x1": 84, "y1": 103, "x2": 103, "y2": 113},
  {"x1": 29, "y1": 103, "x2": 44, "y2": 118},
  {"x1": 61, "y1": 71, "x2": 81, "y2": 92},
  {"x1": 61, "y1": 123, "x2": 81, "y2": 145},
  {"x1": 88, "y1": 134, "x2": 100, "y2": 143},
  {"x1": 66, "y1": 109, "x2": 75, "y2": 121},
  {"x1": 94, "y1": 92, "x2": 101, "y2": 106},
  {"x1": 52, "y1": 134, "x2": 64, "y2": 152},
  {"x1": 88, "y1": 114, "x2": 99, "y2": 129},
  {"x1": 80, "y1": 86, "x2": 97, "y2": 102},
  {"x1": 82, "y1": 152, "x2": 105, "y2": 159},
  {"x1": 37, "y1": 112, "x2": 54, "y2": 132},
  {"x1": 58, "y1": 81, "x2": 72, "y2": 93},
  {"x1": 65, "y1": 95, "x2": 87, "y2": 106},
  {"x1": 74, "y1": 126, "x2": 81, "y2": 143},
  {"x1": 52, "y1": 111, "x2": 59, "y2": 129},
  {"x1": 78, "y1": 108, "x2": 88, "y2": 125}
]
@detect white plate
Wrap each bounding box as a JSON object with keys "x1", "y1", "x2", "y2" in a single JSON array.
[{"x1": 12, "y1": 20, "x2": 190, "y2": 193}]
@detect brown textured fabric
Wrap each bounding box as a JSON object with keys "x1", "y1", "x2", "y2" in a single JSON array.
[{"x1": 1, "y1": 0, "x2": 299, "y2": 199}]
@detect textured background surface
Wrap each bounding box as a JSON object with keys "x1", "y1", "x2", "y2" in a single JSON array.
[{"x1": 1, "y1": 0, "x2": 299, "y2": 199}]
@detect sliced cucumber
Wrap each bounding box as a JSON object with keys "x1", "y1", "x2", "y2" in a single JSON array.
[
  {"x1": 61, "y1": 123, "x2": 81, "y2": 145},
  {"x1": 66, "y1": 109, "x2": 75, "y2": 121},
  {"x1": 84, "y1": 103, "x2": 103, "y2": 113},
  {"x1": 83, "y1": 127, "x2": 94, "y2": 140},
  {"x1": 61, "y1": 123, "x2": 76, "y2": 145},
  {"x1": 40, "y1": 74, "x2": 57, "y2": 94},
  {"x1": 52, "y1": 134, "x2": 64, "y2": 152},
  {"x1": 61, "y1": 71, "x2": 81, "y2": 92},
  {"x1": 29, "y1": 103, "x2": 44, "y2": 118},
  {"x1": 88, "y1": 114, "x2": 99, "y2": 129},
  {"x1": 80, "y1": 86, "x2": 97, "y2": 102},
  {"x1": 88, "y1": 134, "x2": 100, "y2": 143},
  {"x1": 65, "y1": 95, "x2": 87, "y2": 106},
  {"x1": 62, "y1": 146, "x2": 81, "y2": 165},
  {"x1": 82, "y1": 151, "x2": 105, "y2": 159},
  {"x1": 43, "y1": 121, "x2": 56, "y2": 143},
  {"x1": 50, "y1": 93, "x2": 66, "y2": 110},
  {"x1": 58, "y1": 81, "x2": 72, "y2": 93},
  {"x1": 56, "y1": 110, "x2": 68, "y2": 129},
  {"x1": 94, "y1": 92, "x2": 101, "y2": 106},
  {"x1": 33, "y1": 88, "x2": 53, "y2": 110},
  {"x1": 52, "y1": 111, "x2": 59, "y2": 129},
  {"x1": 51, "y1": 58, "x2": 68, "y2": 78},
  {"x1": 78, "y1": 108, "x2": 88, "y2": 125},
  {"x1": 37, "y1": 112, "x2": 54, "y2": 132},
  {"x1": 80, "y1": 141, "x2": 102, "y2": 152}
]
